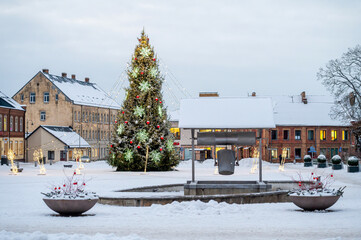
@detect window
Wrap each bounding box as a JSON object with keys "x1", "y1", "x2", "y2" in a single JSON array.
[
  {"x1": 0, "y1": 114, "x2": 2, "y2": 131},
  {"x1": 330, "y1": 148, "x2": 338, "y2": 157},
  {"x1": 4, "y1": 115, "x2": 7, "y2": 131},
  {"x1": 43, "y1": 92, "x2": 49, "y2": 103},
  {"x1": 19, "y1": 141, "x2": 23, "y2": 155},
  {"x1": 15, "y1": 141, "x2": 18, "y2": 155},
  {"x1": 20, "y1": 117, "x2": 23, "y2": 132},
  {"x1": 295, "y1": 148, "x2": 301, "y2": 159},
  {"x1": 271, "y1": 130, "x2": 277, "y2": 140},
  {"x1": 283, "y1": 130, "x2": 289, "y2": 140},
  {"x1": 320, "y1": 148, "x2": 327, "y2": 155},
  {"x1": 342, "y1": 130, "x2": 349, "y2": 141},
  {"x1": 48, "y1": 151, "x2": 55, "y2": 160},
  {"x1": 320, "y1": 130, "x2": 326, "y2": 141},
  {"x1": 170, "y1": 128, "x2": 180, "y2": 140},
  {"x1": 92, "y1": 113, "x2": 94, "y2": 123},
  {"x1": 295, "y1": 130, "x2": 301, "y2": 140},
  {"x1": 307, "y1": 130, "x2": 314, "y2": 140},
  {"x1": 30, "y1": 93, "x2": 36, "y2": 103},
  {"x1": 10, "y1": 116, "x2": 13, "y2": 131},
  {"x1": 85, "y1": 130, "x2": 88, "y2": 139},
  {"x1": 284, "y1": 148, "x2": 291, "y2": 158},
  {"x1": 82, "y1": 112, "x2": 85, "y2": 122},
  {"x1": 74, "y1": 111, "x2": 77, "y2": 121},
  {"x1": 15, "y1": 116, "x2": 18, "y2": 132},
  {"x1": 55, "y1": 94, "x2": 59, "y2": 101},
  {"x1": 271, "y1": 149, "x2": 278, "y2": 159},
  {"x1": 78, "y1": 111, "x2": 80, "y2": 121},
  {"x1": 331, "y1": 130, "x2": 337, "y2": 141},
  {"x1": 20, "y1": 94, "x2": 24, "y2": 102},
  {"x1": 40, "y1": 111, "x2": 46, "y2": 121}
]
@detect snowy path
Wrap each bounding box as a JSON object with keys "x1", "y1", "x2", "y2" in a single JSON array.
[{"x1": 0, "y1": 159, "x2": 360, "y2": 240}]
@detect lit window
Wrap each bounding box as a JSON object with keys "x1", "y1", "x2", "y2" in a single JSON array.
[
  {"x1": 331, "y1": 130, "x2": 337, "y2": 141},
  {"x1": 170, "y1": 128, "x2": 180, "y2": 140},
  {"x1": 320, "y1": 130, "x2": 326, "y2": 140},
  {"x1": 199, "y1": 129, "x2": 212, "y2": 132},
  {"x1": 43, "y1": 92, "x2": 49, "y2": 103},
  {"x1": 10, "y1": 116, "x2": 13, "y2": 132},
  {"x1": 0, "y1": 114, "x2": 2, "y2": 131},
  {"x1": 30, "y1": 93, "x2": 36, "y2": 103},
  {"x1": 4, "y1": 115, "x2": 7, "y2": 131},
  {"x1": 40, "y1": 111, "x2": 46, "y2": 121},
  {"x1": 271, "y1": 149, "x2": 278, "y2": 159},
  {"x1": 342, "y1": 130, "x2": 349, "y2": 141},
  {"x1": 15, "y1": 116, "x2": 18, "y2": 132},
  {"x1": 295, "y1": 130, "x2": 301, "y2": 140},
  {"x1": 20, "y1": 117, "x2": 23, "y2": 132}
]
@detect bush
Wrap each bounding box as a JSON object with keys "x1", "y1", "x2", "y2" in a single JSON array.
[
  {"x1": 348, "y1": 156, "x2": 360, "y2": 166},
  {"x1": 304, "y1": 155, "x2": 312, "y2": 162},
  {"x1": 331, "y1": 155, "x2": 342, "y2": 165},
  {"x1": 317, "y1": 154, "x2": 327, "y2": 163}
]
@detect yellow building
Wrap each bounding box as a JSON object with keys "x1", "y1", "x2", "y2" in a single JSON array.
[{"x1": 13, "y1": 69, "x2": 120, "y2": 161}]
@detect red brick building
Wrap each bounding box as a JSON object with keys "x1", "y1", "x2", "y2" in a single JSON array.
[{"x1": 0, "y1": 91, "x2": 26, "y2": 161}]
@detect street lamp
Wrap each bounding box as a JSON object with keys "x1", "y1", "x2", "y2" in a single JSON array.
[{"x1": 26, "y1": 119, "x2": 33, "y2": 162}]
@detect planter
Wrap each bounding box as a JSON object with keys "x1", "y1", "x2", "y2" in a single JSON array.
[
  {"x1": 289, "y1": 195, "x2": 341, "y2": 211},
  {"x1": 332, "y1": 164, "x2": 343, "y2": 170},
  {"x1": 347, "y1": 166, "x2": 359, "y2": 173},
  {"x1": 304, "y1": 162, "x2": 313, "y2": 167},
  {"x1": 43, "y1": 197, "x2": 98, "y2": 215},
  {"x1": 317, "y1": 163, "x2": 327, "y2": 168}
]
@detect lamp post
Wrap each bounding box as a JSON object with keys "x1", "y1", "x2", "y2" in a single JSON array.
[{"x1": 25, "y1": 119, "x2": 33, "y2": 162}]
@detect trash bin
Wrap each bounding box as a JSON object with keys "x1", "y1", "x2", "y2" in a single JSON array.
[
  {"x1": 217, "y1": 149, "x2": 235, "y2": 175},
  {"x1": 1, "y1": 155, "x2": 8, "y2": 166}
]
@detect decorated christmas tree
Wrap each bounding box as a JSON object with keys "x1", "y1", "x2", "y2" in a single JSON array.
[{"x1": 108, "y1": 31, "x2": 179, "y2": 171}]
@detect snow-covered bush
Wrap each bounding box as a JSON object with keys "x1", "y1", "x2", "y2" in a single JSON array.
[
  {"x1": 42, "y1": 171, "x2": 98, "y2": 200},
  {"x1": 348, "y1": 156, "x2": 360, "y2": 166},
  {"x1": 331, "y1": 155, "x2": 342, "y2": 165},
  {"x1": 303, "y1": 155, "x2": 312, "y2": 162},
  {"x1": 317, "y1": 154, "x2": 327, "y2": 163}
]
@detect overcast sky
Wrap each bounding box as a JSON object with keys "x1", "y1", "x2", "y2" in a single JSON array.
[{"x1": 0, "y1": 0, "x2": 360, "y2": 109}]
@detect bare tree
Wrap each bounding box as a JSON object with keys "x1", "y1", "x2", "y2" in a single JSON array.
[{"x1": 317, "y1": 45, "x2": 361, "y2": 154}]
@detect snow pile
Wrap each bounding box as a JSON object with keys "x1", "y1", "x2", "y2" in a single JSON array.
[
  {"x1": 238, "y1": 158, "x2": 271, "y2": 168},
  {"x1": 0, "y1": 231, "x2": 147, "y2": 240},
  {"x1": 150, "y1": 200, "x2": 241, "y2": 216}
]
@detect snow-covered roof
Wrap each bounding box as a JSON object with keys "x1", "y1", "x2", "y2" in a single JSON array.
[
  {"x1": 42, "y1": 72, "x2": 121, "y2": 109},
  {"x1": 271, "y1": 95, "x2": 347, "y2": 126},
  {"x1": 0, "y1": 91, "x2": 25, "y2": 111},
  {"x1": 169, "y1": 109, "x2": 180, "y2": 121},
  {"x1": 36, "y1": 125, "x2": 90, "y2": 148},
  {"x1": 179, "y1": 97, "x2": 275, "y2": 129}
]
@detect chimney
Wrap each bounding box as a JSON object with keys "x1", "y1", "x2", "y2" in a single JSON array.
[
  {"x1": 71, "y1": 74, "x2": 76, "y2": 80},
  {"x1": 199, "y1": 92, "x2": 219, "y2": 97},
  {"x1": 301, "y1": 91, "x2": 307, "y2": 104},
  {"x1": 61, "y1": 72, "x2": 67, "y2": 78},
  {"x1": 251, "y1": 92, "x2": 256, "y2": 97},
  {"x1": 42, "y1": 69, "x2": 49, "y2": 74},
  {"x1": 85, "y1": 77, "x2": 90, "y2": 83}
]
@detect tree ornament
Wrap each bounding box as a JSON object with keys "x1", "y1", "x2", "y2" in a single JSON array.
[
  {"x1": 122, "y1": 111, "x2": 125, "y2": 114},
  {"x1": 117, "y1": 124, "x2": 124, "y2": 135},
  {"x1": 130, "y1": 140, "x2": 133, "y2": 144},
  {"x1": 166, "y1": 139, "x2": 174, "y2": 151},
  {"x1": 147, "y1": 105, "x2": 151, "y2": 108},
  {"x1": 111, "y1": 144, "x2": 113, "y2": 148},
  {"x1": 153, "y1": 58, "x2": 156, "y2": 61},
  {"x1": 135, "y1": 57, "x2": 137, "y2": 60},
  {"x1": 158, "y1": 105, "x2": 163, "y2": 117},
  {"x1": 125, "y1": 121, "x2": 128, "y2": 124},
  {"x1": 134, "y1": 106, "x2": 145, "y2": 117},
  {"x1": 115, "y1": 120, "x2": 117, "y2": 123},
  {"x1": 150, "y1": 151, "x2": 162, "y2": 163},
  {"x1": 149, "y1": 67, "x2": 157, "y2": 78},
  {"x1": 160, "y1": 148, "x2": 163, "y2": 151},
  {"x1": 139, "y1": 81, "x2": 151, "y2": 92},
  {"x1": 155, "y1": 98, "x2": 158, "y2": 101},
  {"x1": 136, "y1": 95, "x2": 140, "y2": 99},
  {"x1": 136, "y1": 129, "x2": 148, "y2": 143},
  {"x1": 141, "y1": 72, "x2": 144, "y2": 75},
  {"x1": 160, "y1": 101, "x2": 162, "y2": 104},
  {"x1": 131, "y1": 67, "x2": 139, "y2": 78},
  {"x1": 124, "y1": 149, "x2": 133, "y2": 161},
  {"x1": 146, "y1": 121, "x2": 150, "y2": 125},
  {"x1": 160, "y1": 136, "x2": 164, "y2": 140},
  {"x1": 135, "y1": 120, "x2": 139, "y2": 124},
  {"x1": 137, "y1": 145, "x2": 141, "y2": 149},
  {"x1": 157, "y1": 125, "x2": 160, "y2": 129},
  {"x1": 140, "y1": 47, "x2": 151, "y2": 57}
]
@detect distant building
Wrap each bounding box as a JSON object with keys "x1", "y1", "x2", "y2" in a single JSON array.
[
  {"x1": 170, "y1": 91, "x2": 355, "y2": 162},
  {"x1": 13, "y1": 69, "x2": 121, "y2": 161},
  {"x1": 26, "y1": 125, "x2": 90, "y2": 162},
  {"x1": 0, "y1": 91, "x2": 26, "y2": 161}
]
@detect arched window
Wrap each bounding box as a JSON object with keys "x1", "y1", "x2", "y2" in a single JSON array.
[
  {"x1": 20, "y1": 117, "x2": 23, "y2": 132},
  {"x1": 4, "y1": 115, "x2": 7, "y2": 131},
  {"x1": 15, "y1": 116, "x2": 18, "y2": 131},
  {"x1": 10, "y1": 116, "x2": 13, "y2": 132}
]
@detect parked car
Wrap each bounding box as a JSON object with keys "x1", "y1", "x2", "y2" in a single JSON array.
[{"x1": 81, "y1": 156, "x2": 90, "y2": 163}]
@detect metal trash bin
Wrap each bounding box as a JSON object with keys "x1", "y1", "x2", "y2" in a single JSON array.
[
  {"x1": 1, "y1": 155, "x2": 8, "y2": 166},
  {"x1": 217, "y1": 149, "x2": 235, "y2": 175}
]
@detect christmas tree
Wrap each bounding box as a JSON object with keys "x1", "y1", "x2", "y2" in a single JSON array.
[{"x1": 108, "y1": 31, "x2": 179, "y2": 171}]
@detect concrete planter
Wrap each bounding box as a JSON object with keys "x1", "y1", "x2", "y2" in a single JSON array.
[
  {"x1": 332, "y1": 164, "x2": 343, "y2": 170},
  {"x1": 304, "y1": 162, "x2": 313, "y2": 167},
  {"x1": 317, "y1": 163, "x2": 327, "y2": 168},
  {"x1": 289, "y1": 195, "x2": 341, "y2": 211},
  {"x1": 43, "y1": 198, "x2": 98, "y2": 215},
  {"x1": 347, "y1": 166, "x2": 359, "y2": 173}
]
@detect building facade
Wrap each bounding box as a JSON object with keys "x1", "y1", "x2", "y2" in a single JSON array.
[
  {"x1": 0, "y1": 91, "x2": 26, "y2": 161},
  {"x1": 13, "y1": 69, "x2": 120, "y2": 161}
]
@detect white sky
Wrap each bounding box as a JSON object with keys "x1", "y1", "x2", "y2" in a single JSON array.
[{"x1": 0, "y1": 0, "x2": 360, "y2": 109}]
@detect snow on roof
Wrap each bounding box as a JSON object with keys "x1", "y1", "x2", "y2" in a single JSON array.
[
  {"x1": 179, "y1": 97, "x2": 275, "y2": 129},
  {"x1": 41, "y1": 126, "x2": 90, "y2": 148},
  {"x1": 169, "y1": 109, "x2": 180, "y2": 121},
  {"x1": 271, "y1": 95, "x2": 347, "y2": 126},
  {"x1": 43, "y1": 73, "x2": 121, "y2": 109},
  {"x1": 0, "y1": 91, "x2": 25, "y2": 111}
]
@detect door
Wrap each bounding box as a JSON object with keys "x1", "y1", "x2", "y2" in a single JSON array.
[{"x1": 60, "y1": 151, "x2": 67, "y2": 161}]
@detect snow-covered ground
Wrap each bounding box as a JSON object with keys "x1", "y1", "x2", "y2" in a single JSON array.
[{"x1": 1, "y1": 159, "x2": 360, "y2": 240}]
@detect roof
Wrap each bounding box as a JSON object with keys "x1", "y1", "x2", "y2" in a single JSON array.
[
  {"x1": 179, "y1": 97, "x2": 275, "y2": 129},
  {"x1": 271, "y1": 95, "x2": 348, "y2": 126},
  {"x1": 28, "y1": 125, "x2": 90, "y2": 148},
  {"x1": 0, "y1": 91, "x2": 25, "y2": 111}
]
